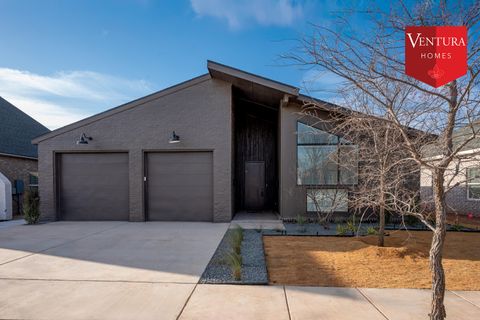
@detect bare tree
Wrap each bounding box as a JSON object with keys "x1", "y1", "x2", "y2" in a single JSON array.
[
  {"x1": 307, "y1": 187, "x2": 348, "y2": 228},
  {"x1": 301, "y1": 103, "x2": 422, "y2": 245},
  {"x1": 286, "y1": 1, "x2": 480, "y2": 319}
]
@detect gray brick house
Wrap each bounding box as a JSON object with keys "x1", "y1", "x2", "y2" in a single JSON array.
[
  {"x1": 0, "y1": 97, "x2": 50, "y2": 217},
  {"x1": 33, "y1": 61, "x2": 361, "y2": 222},
  {"x1": 421, "y1": 123, "x2": 480, "y2": 216}
]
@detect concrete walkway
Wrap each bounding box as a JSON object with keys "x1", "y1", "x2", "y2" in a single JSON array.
[{"x1": 0, "y1": 221, "x2": 478, "y2": 319}]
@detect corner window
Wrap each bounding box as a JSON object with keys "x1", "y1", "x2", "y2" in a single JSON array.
[
  {"x1": 467, "y1": 167, "x2": 480, "y2": 200},
  {"x1": 307, "y1": 189, "x2": 348, "y2": 212},
  {"x1": 297, "y1": 121, "x2": 357, "y2": 185}
]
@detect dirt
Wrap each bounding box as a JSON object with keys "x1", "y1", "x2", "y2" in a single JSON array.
[{"x1": 263, "y1": 231, "x2": 480, "y2": 290}]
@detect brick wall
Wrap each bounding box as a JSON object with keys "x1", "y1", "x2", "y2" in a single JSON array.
[
  {"x1": 420, "y1": 156, "x2": 480, "y2": 216},
  {"x1": 0, "y1": 154, "x2": 38, "y2": 215}
]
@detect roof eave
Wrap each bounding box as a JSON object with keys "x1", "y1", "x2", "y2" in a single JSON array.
[{"x1": 207, "y1": 60, "x2": 299, "y2": 96}]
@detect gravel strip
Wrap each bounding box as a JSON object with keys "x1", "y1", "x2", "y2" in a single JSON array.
[{"x1": 200, "y1": 229, "x2": 268, "y2": 284}]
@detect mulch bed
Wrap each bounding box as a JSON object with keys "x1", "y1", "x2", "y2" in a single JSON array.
[{"x1": 264, "y1": 231, "x2": 480, "y2": 290}]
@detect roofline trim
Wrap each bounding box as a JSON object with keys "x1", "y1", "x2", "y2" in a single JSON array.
[
  {"x1": 32, "y1": 73, "x2": 212, "y2": 144},
  {"x1": 207, "y1": 60, "x2": 299, "y2": 96},
  {"x1": 0, "y1": 152, "x2": 37, "y2": 160}
]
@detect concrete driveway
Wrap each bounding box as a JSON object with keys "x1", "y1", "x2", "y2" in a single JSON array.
[
  {"x1": 0, "y1": 221, "x2": 228, "y2": 320},
  {"x1": 1, "y1": 221, "x2": 479, "y2": 319}
]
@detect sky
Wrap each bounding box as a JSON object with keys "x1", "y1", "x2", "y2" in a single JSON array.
[{"x1": 0, "y1": 0, "x2": 378, "y2": 129}]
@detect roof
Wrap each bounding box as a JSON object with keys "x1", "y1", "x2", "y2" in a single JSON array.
[
  {"x1": 33, "y1": 60, "x2": 335, "y2": 144},
  {"x1": 422, "y1": 122, "x2": 480, "y2": 157},
  {"x1": 207, "y1": 60, "x2": 299, "y2": 96},
  {"x1": 0, "y1": 97, "x2": 49, "y2": 159}
]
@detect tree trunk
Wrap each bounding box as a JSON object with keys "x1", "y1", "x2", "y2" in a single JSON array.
[
  {"x1": 378, "y1": 175, "x2": 385, "y2": 247},
  {"x1": 378, "y1": 205, "x2": 385, "y2": 247},
  {"x1": 430, "y1": 173, "x2": 447, "y2": 320}
]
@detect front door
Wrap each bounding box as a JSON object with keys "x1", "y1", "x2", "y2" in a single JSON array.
[{"x1": 244, "y1": 161, "x2": 265, "y2": 211}]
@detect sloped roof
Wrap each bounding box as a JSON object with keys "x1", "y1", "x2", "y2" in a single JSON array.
[
  {"x1": 32, "y1": 60, "x2": 337, "y2": 144},
  {"x1": 0, "y1": 97, "x2": 49, "y2": 158},
  {"x1": 422, "y1": 122, "x2": 480, "y2": 157}
]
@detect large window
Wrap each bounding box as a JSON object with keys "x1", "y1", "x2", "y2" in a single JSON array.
[
  {"x1": 297, "y1": 122, "x2": 357, "y2": 185},
  {"x1": 307, "y1": 189, "x2": 348, "y2": 212},
  {"x1": 467, "y1": 167, "x2": 480, "y2": 200}
]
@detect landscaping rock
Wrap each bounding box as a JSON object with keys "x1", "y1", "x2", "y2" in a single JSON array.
[{"x1": 200, "y1": 229, "x2": 268, "y2": 284}]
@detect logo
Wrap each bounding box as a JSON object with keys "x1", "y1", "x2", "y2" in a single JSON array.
[{"x1": 405, "y1": 26, "x2": 467, "y2": 88}]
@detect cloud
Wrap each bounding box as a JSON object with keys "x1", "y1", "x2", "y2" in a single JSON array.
[
  {"x1": 190, "y1": 0, "x2": 304, "y2": 29},
  {"x1": 0, "y1": 68, "x2": 152, "y2": 129}
]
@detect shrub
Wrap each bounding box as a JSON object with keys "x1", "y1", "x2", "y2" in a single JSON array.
[
  {"x1": 346, "y1": 218, "x2": 356, "y2": 234},
  {"x1": 226, "y1": 251, "x2": 242, "y2": 281},
  {"x1": 297, "y1": 214, "x2": 306, "y2": 225},
  {"x1": 366, "y1": 226, "x2": 378, "y2": 235},
  {"x1": 336, "y1": 224, "x2": 348, "y2": 235},
  {"x1": 296, "y1": 214, "x2": 307, "y2": 233},
  {"x1": 229, "y1": 225, "x2": 244, "y2": 254},
  {"x1": 451, "y1": 223, "x2": 462, "y2": 232},
  {"x1": 23, "y1": 189, "x2": 40, "y2": 224}
]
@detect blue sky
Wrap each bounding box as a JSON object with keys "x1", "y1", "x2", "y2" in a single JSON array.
[{"x1": 0, "y1": 0, "x2": 365, "y2": 129}]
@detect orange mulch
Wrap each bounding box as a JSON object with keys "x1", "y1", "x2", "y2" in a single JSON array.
[{"x1": 263, "y1": 231, "x2": 480, "y2": 290}]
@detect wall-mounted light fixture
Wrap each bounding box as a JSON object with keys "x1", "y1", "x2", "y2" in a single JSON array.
[
  {"x1": 76, "y1": 133, "x2": 93, "y2": 145},
  {"x1": 169, "y1": 131, "x2": 180, "y2": 144}
]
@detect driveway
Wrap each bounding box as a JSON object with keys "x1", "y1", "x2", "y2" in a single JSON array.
[
  {"x1": 1, "y1": 221, "x2": 479, "y2": 319},
  {"x1": 0, "y1": 221, "x2": 228, "y2": 320}
]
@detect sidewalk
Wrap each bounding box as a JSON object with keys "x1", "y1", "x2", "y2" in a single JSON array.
[{"x1": 179, "y1": 285, "x2": 480, "y2": 320}]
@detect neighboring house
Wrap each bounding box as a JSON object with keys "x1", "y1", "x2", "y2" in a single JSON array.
[
  {"x1": 0, "y1": 97, "x2": 50, "y2": 216},
  {"x1": 420, "y1": 124, "x2": 480, "y2": 216},
  {"x1": 33, "y1": 61, "x2": 361, "y2": 222}
]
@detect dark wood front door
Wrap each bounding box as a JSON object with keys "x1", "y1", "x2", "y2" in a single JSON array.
[{"x1": 244, "y1": 161, "x2": 265, "y2": 211}]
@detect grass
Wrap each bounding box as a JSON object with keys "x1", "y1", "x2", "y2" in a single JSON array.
[
  {"x1": 226, "y1": 225, "x2": 244, "y2": 280},
  {"x1": 229, "y1": 225, "x2": 244, "y2": 254},
  {"x1": 264, "y1": 231, "x2": 480, "y2": 290},
  {"x1": 226, "y1": 251, "x2": 242, "y2": 280}
]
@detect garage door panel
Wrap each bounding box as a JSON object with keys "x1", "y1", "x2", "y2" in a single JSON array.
[
  {"x1": 147, "y1": 152, "x2": 213, "y2": 221},
  {"x1": 58, "y1": 153, "x2": 129, "y2": 221}
]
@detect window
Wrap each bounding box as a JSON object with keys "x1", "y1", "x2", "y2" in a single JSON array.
[
  {"x1": 297, "y1": 122, "x2": 357, "y2": 185},
  {"x1": 307, "y1": 189, "x2": 348, "y2": 212},
  {"x1": 467, "y1": 167, "x2": 480, "y2": 200},
  {"x1": 29, "y1": 172, "x2": 39, "y2": 190}
]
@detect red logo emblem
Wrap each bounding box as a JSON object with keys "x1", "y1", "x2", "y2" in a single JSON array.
[{"x1": 405, "y1": 26, "x2": 467, "y2": 88}]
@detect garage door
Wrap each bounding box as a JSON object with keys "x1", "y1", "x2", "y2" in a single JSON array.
[
  {"x1": 146, "y1": 152, "x2": 213, "y2": 221},
  {"x1": 57, "y1": 153, "x2": 129, "y2": 220}
]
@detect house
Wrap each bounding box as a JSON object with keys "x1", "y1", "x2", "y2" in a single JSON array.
[
  {"x1": 420, "y1": 123, "x2": 480, "y2": 216},
  {"x1": 33, "y1": 61, "x2": 359, "y2": 222},
  {"x1": 0, "y1": 97, "x2": 50, "y2": 218}
]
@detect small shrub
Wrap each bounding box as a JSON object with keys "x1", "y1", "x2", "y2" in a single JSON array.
[
  {"x1": 226, "y1": 251, "x2": 242, "y2": 280},
  {"x1": 229, "y1": 225, "x2": 244, "y2": 254},
  {"x1": 346, "y1": 218, "x2": 356, "y2": 234},
  {"x1": 366, "y1": 226, "x2": 378, "y2": 235},
  {"x1": 23, "y1": 189, "x2": 40, "y2": 224},
  {"x1": 297, "y1": 214, "x2": 306, "y2": 225},
  {"x1": 296, "y1": 214, "x2": 307, "y2": 233},
  {"x1": 451, "y1": 223, "x2": 462, "y2": 232},
  {"x1": 336, "y1": 224, "x2": 348, "y2": 235}
]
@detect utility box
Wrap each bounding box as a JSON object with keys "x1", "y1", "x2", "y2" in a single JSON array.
[{"x1": 0, "y1": 172, "x2": 13, "y2": 220}]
